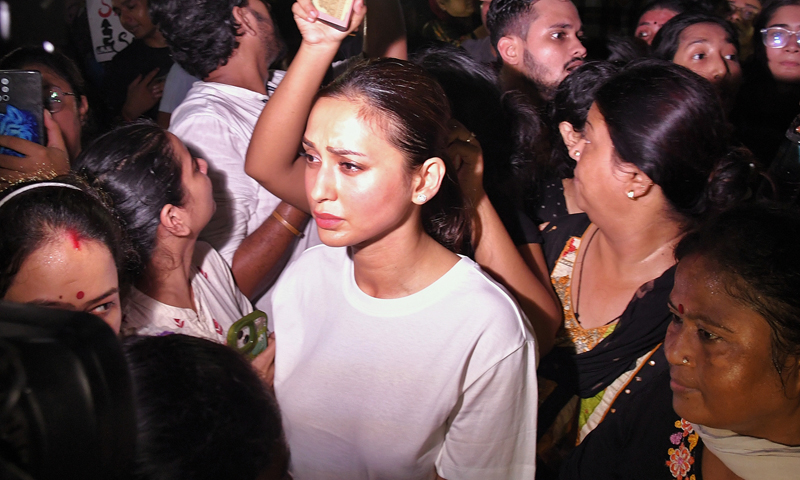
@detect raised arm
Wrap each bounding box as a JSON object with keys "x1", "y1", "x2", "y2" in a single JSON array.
[
  {"x1": 364, "y1": 0, "x2": 407, "y2": 60},
  {"x1": 245, "y1": 0, "x2": 367, "y2": 213},
  {"x1": 451, "y1": 126, "x2": 563, "y2": 356}
]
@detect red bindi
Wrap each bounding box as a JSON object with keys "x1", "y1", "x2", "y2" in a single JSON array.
[
  {"x1": 76, "y1": 291, "x2": 85, "y2": 300},
  {"x1": 66, "y1": 228, "x2": 82, "y2": 250},
  {"x1": 677, "y1": 304, "x2": 684, "y2": 314}
]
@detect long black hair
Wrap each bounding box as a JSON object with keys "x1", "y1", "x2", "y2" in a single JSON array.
[
  {"x1": 594, "y1": 59, "x2": 757, "y2": 228},
  {"x1": 72, "y1": 122, "x2": 184, "y2": 279}
]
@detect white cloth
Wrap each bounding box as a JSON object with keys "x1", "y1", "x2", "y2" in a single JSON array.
[
  {"x1": 122, "y1": 241, "x2": 253, "y2": 343},
  {"x1": 158, "y1": 63, "x2": 199, "y2": 114},
  {"x1": 169, "y1": 71, "x2": 320, "y2": 312},
  {"x1": 692, "y1": 423, "x2": 800, "y2": 479},
  {"x1": 272, "y1": 245, "x2": 538, "y2": 480}
]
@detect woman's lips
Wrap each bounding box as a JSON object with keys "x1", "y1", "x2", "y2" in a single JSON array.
[{"x1": 313, "y1": 212, "x2": 343, "y2": 229}]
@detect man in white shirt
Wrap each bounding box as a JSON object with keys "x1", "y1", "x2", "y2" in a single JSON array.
[{"x1": 149, "y1": 0, "x2": 318, "y2": 311}]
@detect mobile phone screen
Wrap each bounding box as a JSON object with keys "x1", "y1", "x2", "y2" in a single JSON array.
[{"x1": 0, "y1": 70, "x2": 45, "y2": 157}]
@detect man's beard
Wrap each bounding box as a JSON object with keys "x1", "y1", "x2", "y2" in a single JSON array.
[
  {"x1": 252, "y1": 9, "x2": 287, "y2": 66},
  {"x1": 522, "y1": 49, "x2": 560, "y2": 102}
]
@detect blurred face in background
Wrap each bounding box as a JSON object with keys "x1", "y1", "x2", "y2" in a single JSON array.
[{"x1": 636, "y1": 7, "x2": 679, "y2": 44}]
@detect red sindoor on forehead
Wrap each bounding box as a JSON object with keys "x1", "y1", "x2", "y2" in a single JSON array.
[
  {"x1": 66, "y1": 228, "x2": 83, "y2": 250},
  {"x1": 76, "y1": 291, "x2": 85, "y2": 299}
]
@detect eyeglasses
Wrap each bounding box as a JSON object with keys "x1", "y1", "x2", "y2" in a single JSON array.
[
  {"x1": 762, "y1": 27, "x2": 800, "y2": 49},
  {"x1": 728, "y1": 3, "x2": 760, "y2": 21},
  {"x1": 44, "y1": 85, "x2": 78, "y2": 113}
]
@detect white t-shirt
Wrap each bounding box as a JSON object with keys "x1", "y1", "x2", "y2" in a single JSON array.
[
  {"x1": 169, "y1": 72, "x2": 320, "y2": 312},
  {"x1": 271, "y1": 245, "x2": 538, "y2": 480},
  {"x1": 122, "y1": 241, "x2": 253, "y2": 343},
  {"x1": 158, "y1": 63, "x2": 198, "y2": 114}
]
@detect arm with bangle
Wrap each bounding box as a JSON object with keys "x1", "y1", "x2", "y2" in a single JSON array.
[{"x1": 231, "y1": 201, "x2": 309, "y2": 299}]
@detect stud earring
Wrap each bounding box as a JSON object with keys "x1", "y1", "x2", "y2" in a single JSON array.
[
  {"x1": 627, "y1": 190, "x2": 635, "y2": 199},
  {"x1": 682, "y1": 357, "x2": 689, "y2": 365},
  {"x1": 416, "y1": 193, "x2": 427, "y2": 203},
  {"x1": 574, "y1": 150, "x2": 581, "y2": 157}
]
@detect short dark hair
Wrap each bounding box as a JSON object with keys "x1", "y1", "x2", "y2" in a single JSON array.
[
  {"x1": 148, "y1": 0, "x2": 266, "y2": 79},
  {"x1": 487, "y1": 0, "x2": 540, "y2": 50},
  {"x1": 72, "y1": 122, "x2": 184, "y2": 279},
  {"x1": 594, "y1": 59, "x2": 757, "y2": 228},
  {"x1": 548, "y1": 60, "x2": 620, "y2": 178},
  {"x1": 675, "y1": 203, "x2": 800, "y2": 376},
  {"x1": 318, "y1": 58, "x2": 471, "y2": 254},
  {"x1": 651, "y1": 11, "x2": 740, "y2": 61},
  {"x1": 0, "y1": 176, "x2": 126, "y2": 297},
  {"x1": 123, "y1": 334, "x2": 288, "y2": 480},
  {"x1": 752, "y1": 0, "x2": 800, "y2": 74}
]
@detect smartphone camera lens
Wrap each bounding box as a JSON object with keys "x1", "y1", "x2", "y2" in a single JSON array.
[
  {"x1": 0, "y1": 77, "x2": 8, "y2": 85},
  {"x1": 1, "y1": 95, "x2": 8, "y2": 102},
  {"x1": 1, "y1": 86, "x2": 8, "y2": 93}
]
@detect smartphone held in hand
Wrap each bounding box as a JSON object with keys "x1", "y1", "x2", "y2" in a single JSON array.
[
  {"x1": 0, "y1": 70, "x2": 44, "y2": 157},
  {"x1": 312, "y1": 0, "x2": 356, "y2": 31},
  {"x1": 228, "y1": 310, "x2": 270, "y2": 359}
]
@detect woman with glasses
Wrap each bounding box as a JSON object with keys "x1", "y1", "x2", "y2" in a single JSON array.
[
  {"x1": 0, "y1": 46, "x2": 92, "y2": 188},
  {"x1": 732, "y1": 0, "x2": 800, "y2": 166}
]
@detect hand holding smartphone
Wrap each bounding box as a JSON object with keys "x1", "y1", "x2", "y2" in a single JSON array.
[
  {"x1": 0, "y1": 70, "x2": 44, "y2": 157},
  {"x1": 227, "y1": 310, "x2": 270, "y2": 359},
  {"x1": 312, "y1": 0, "x2": 357, "y2": 31}
]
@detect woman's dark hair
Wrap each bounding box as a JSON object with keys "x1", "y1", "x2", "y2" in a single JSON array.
[
  {"x1": 594, "y1": 59, "x2": 757, "y2": 227},
  {"x1": 651, "y1": 11, "x2": 740, "y2": 61},
  {"x1": 412, "y1": 44, "x2": 544, "y2": 213},
  {"x1": 72, "y1": 122, "x2": 183, "y2": 278},
  {"x1": 124, "y1": 334, "x2": 288, "y2": 480},
  {"x1": 675, "y1": 203, "x2": 800, "y2": 376},
  {"x1": 149, "y1": 0, "x2": 279, "y2": 79},
  {"x1": 0, "y1": 176, "x2": 126, "y2": 297},
  {"x1": 0, "y1": 45, "x2": 96, "y2": 145},
  {"x1": 318, "y1": 58, "x2": 470, "y2": 253},
  {"x1": 751, "y1": 0, "x2": 800, "y2": 73},
  {"x1": 548, "y1": 61, "x2": 620, "y2": 179}
]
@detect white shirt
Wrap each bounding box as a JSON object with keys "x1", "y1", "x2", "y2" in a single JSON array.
[
  {"x1": 158, "y1": 63, "x2": 198, "y2": 114},
  {"x1": 272, "y1": 245, "x2": 538, "y2": 480},
  {"x1": 122, "y1": 241, "x2": 253, "y2": 343},
  {"x1": 169, "y1": 72, "x2": 320, "y2": 311}
]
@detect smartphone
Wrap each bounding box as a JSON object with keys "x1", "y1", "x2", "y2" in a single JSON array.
[
  {"x1": 312, "y1": 0, "x2": 356, "y2": 31},
  {"x1": 227, "y1": 310, "x2": 270, "y2": 359},
  {"x1": 0, "y1": 70, "x2": 44, "y2": 157}
]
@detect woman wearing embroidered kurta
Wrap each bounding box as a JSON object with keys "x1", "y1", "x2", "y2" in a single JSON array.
[
  {"x1": 533, "y1": 59, "x2": 759, "y2": 477},
  {"x1": 562, "y1": 203, "x2": 800, "y2": 480},
  {"x1": 73, "y1": 124, "x2": 254, "y2": 344}
]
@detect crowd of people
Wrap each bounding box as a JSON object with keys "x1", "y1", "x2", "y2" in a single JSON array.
[{"x1": 1, "y1": 0, "x2": 800, "y2": 478}]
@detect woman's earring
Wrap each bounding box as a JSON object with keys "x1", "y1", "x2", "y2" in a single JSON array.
[
  {"x1": 682, "y1": 357, "x2": 689, "y2": 365},
  {"x1": 574, "y1": 150, "x2": 581, "y2": 158},
  {"x1": 416, "y1": 193, "x2": 427, "y2": 203},
  {"x1": 627, "y1": 190, "x2": 635, "y2": 199}
]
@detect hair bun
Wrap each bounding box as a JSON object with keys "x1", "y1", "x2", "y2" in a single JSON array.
[{"x1": 703, "y1": 147, "x2": 761, "y2": 216}]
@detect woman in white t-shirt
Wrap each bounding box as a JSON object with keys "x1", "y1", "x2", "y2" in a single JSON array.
[
  {"x1": 73, "y1": 123, "x2": 253, "y2": 345},
  {"x1": 244, "y1": 2, "x2": 538, "y2": 478}
]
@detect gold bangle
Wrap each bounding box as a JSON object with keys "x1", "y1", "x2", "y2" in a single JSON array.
[{"x1": 272, "y1": 210, "x2": 304, "y2": 238}]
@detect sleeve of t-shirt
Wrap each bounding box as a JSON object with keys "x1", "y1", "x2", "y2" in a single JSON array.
[
  {"x1": 435, "y1": 340, "x2": 538, "y2": 480},
  {"x1": 170, "y1": 114, "x2": 258, "y2": 265},
  {"x1": 158, "y1": 64, "x2": 199, "y2": 114}
]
